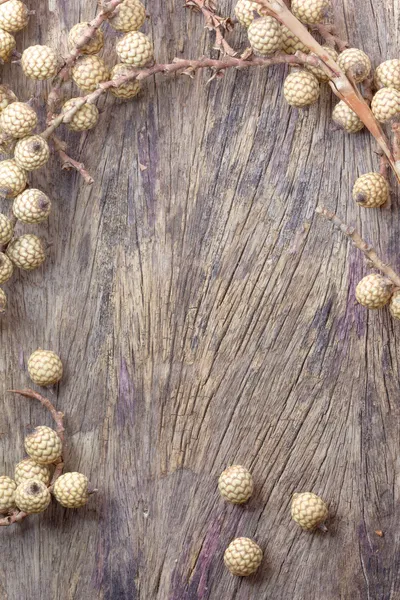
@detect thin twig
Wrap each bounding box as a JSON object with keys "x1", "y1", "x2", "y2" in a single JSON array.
[
  {"x1": 0, "y1": 389, "x2": 65, "y2": 527},
  {"x1": 52, "y1": 136, "x2": 94, "y2": 184},
  {"x1": 253, "y1": 0, "x2": 400, "y2": 183},
  {"x1": 311, "y1": 23, "x2": 348, "y2": 52},
  {"x1": 391, "y1": 122, "x2": 400, "y2": 163},
  {"x1": 315, "y1": 205, "x2": 400, "y2": 288},
  {"x1": 185, "y1": 0, "x2": 237, "y2": 56}
]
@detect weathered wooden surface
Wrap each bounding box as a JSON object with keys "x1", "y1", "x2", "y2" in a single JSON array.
[{"x1": 1, "y1": 1, "x2": 400, "y2": 598}]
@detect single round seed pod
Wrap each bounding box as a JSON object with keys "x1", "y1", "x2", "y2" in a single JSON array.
[
  {"x1": 15, "y1": 479, "x2": 51, "y2": 514},
  {"x1": 0, "y1": 287, "x2": 6, "y2": 313},
  {"x1": 0, "y1": 28, "x2": 16, "y2": 61},
  {"x1": 68, "y1": 22, "x2": 104, "y2": 55},
  {"x1": 116, "y1": 31, "x2": 154, "y2": 67},
  {"x1": 15, "y1": 458, "x2": 51, "y2": 486},
  {"x1": 21, "y1": 45, "x2": 58, "y2": 81},
  {"x1": 356, "y1": 274, "x2": 393, "y2": 309},
  {"x1": 0, "y1": 476, "x2": 17, "y2": 513},
  {"x1": 0, "y1": 159, "x2": 26, "y2": 198},
  {"x1": 0, "y1": 101, "x2": 38, "y2": 138},
  {"x1": 110, "y1": 63, "x2": 141, "y2": 99},
  {"x1": 72, "y1": 55, "x2": 110, "y2": 93},
  {"x1": 0, "y1": 85, "x2": 17, "y2": 112},
  {"x1": 306, "y1": 46, "x2": 338, "y2": 82},
  {"x1": 24, "y1": 426, "x2": 62, "y2": 465},
  {"x1": 291, "y1": 492, "x2": 328, "y2": 530},
  {"x1": 0, "y1": 213, "x2": 14, "y2": 244},
  {"x1": 62, "y1": 98, "x2": 99, "y2": 132},
  {"x1": 371, "y1": 87, "x2": 400, "y2": 123},
  {"x1": 234, "y1": 0, "x2": 268, "y2": 28},
  {"x1": 218, "y1": 465, "x2": 253, "y2": 504},
  {"x1": 224, "y1": 538, "x2": 263, "y2": 576},
  {"x1": 13, "y1": 188, "x2": 51, "y2": 224},
  {"x1": 28, "y1": 349, "x2": 63, "y2": 387},
  {"x1": 337, "y1": 48, "x2": 371, "y2": 83},
  {"x1": 389, "y1": 290, "x2": 400, "y2": 320},
  {"x1": 281, "y1": 25, "x2": 309, "y2": 55},
  {"x1": 291, "y1": 0, "x2": 330, "y2": 24},
  {"x1": 375, "y1": 59, "x2": 400, "y2": 92},
  {"x1": 247, "y1": 16, "x2": 282, "y2": 56},
  {"x1": 332, "y1": 100, "x2": 364, "y2": 133},
  {"x1": 0, "y1": 0, "x2": 29, "y2": 33},
  {"x1": 109, "y1": 0, "x2": 146, "y2": 32},
  {"x1": 0, "y1": 253, "x2": 13, "y2": 284},
  {"x1": 352, "y1": 173, "x2": 389, "y2": 208},
  {"x1": 6, "y1": 234, "x2": 45, "y2": 271},
  {"x1": 14, "y1": 135, "x2": 50, "y2": 171},
  {"x1": 283, "y1": 70, "x2": 320, "y2": 108},
  {"x1": 53, "y1": 472, "x2": 90, "y2": 508}
]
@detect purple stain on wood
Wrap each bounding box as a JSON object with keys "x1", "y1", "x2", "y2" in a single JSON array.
[{"x1": 117, "y1": 357, "x2": 135, "y2": 427}]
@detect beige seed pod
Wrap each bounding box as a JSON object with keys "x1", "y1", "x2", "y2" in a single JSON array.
[
  {"x1": 62, "y1": 98, "x2": 99, "y2": 132},
  {"x1": 68, "y1": 22, "x2": 104, "y2": 55},
  {"x1": 6, "y1": 234, "x2": 46, "y2": 270},
  {"x1": 13, "y1": 188, "x2": 51, "y2": 224},
  {"x1": 0, "y1": 288, "x2": 6, "y2": 313},
  {"x1": 389, "y1": 290, "x2": 400, "y2": 320},
  {"x1": 291, "y1": 492, "x2": 328, "y2": 530},
  {"x1": 0, "y1": 29, "x2": 16, "y2": 61},
  {"x1": 306, "y1": 46, "x2": 338, "y2": 82},
  {"x1": 371, "y1": 88, "x2": 400, "y2": 123},
  {"x1": 15, "y1": 479, "x2": 51, "y2": 514},
  {"x1": 375, "y1": 59, "x2": 400, "y2": 92},
  {"x1": 224, "y1": 538, "x2": 263, "y2": 576},
  {"x1": 0, "y1": 253, "x2": 13, "y2": 284},
  {"x1": 291, "y1": 0, "x2": 330, "y2": 24},
  {"x1": 281, "y1": 25, "x2": 309, "y2": 55},
  {"x1": 72, "y1": 55, "x2": 110, "y2": 93},
  {"x1": 0, "y1": 159, "x2": 26, "y2": 198},
  {"x1": 332, "y1": 100, "x2": 364, "y2": 133},
  {"x1": 24, "y1": 426, "x2": 62, "y2": 465},
  {"x1": 110, "y1": 64, "x2": 141, "y2": 99},
  {"x1": 352, "y1": 173, "x2": 389, "y2": 208},
  {"x1": 283, "y1": 70, "x2": 320, "y2": 108},
  {"x1": 0, "y1": 213, "x2": 14, "y2": 244},
  {"x1": 234, "y1": 0, "x2": 268, "y2": 28},
  {"x1": 0, "y1": 476, "x2": 17, "y2": 513},
  {"x1": 53, "y1": 472, "x2": 90, "y2": 508},
  {"x1": 247, "y1": 16, "x2": 282, "y2": 56},
  {"x1": 355, "y1": 274, "x2": 393, "y2": 309},
  {"x1": 218, "y1": 465, "x2": 253, "y2": 504},
  {"x1": 116, "y1": 31, "x2": 154, "y2": 67},
  {"x1": 0, "y1": 85, "x2": 17, "y2": 112},
  {"x1": 28, "y1": 349, "x2": 63, "y2": 387},
  {"x1": 0, "y1": 102, "x2": 38, "y2": 138},
  {"x1": 21, "y1": 45, "x2": 58, "y2": 81},
  {"x1": 337, "y1": 48, "x2": 371, "y2": 83},
  {"x1": 109, "y1": 0, "x2": 146, "y2": 32},
  {"x1": 0, "y1": 0, "x2": 29, "y2": 33},
  {"x1": 15, "y1": 458, "x2": 51, "y2": 486},
  {"x1": 14, "y1": 135, "x2": 50, "y2": 171}
]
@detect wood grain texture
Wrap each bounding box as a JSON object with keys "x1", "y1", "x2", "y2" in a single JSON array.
[{"x1": 1, "y1": 1, "x2": 400, "y2": 598}]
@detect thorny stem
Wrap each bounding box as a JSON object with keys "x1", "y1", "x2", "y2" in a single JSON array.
[
  {"x1": 315, "y1": 205, "x2": 400, "y2": 288},
  {"x1": 185, "y1": 0, "x2": 237, "y2": 57},
  {"x1": 253, "y1": 0, "x2": 400, "y2": 184},
  {"x1": 0, "y1": 389, "x2": 65, "y2": 527}
]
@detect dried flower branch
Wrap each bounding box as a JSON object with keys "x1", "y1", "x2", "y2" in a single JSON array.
[
  {"x1": 0, "y1": 389, "x2": 65, "y2": 527},
  {"x1": 315, "y1": 205, "x2": 400, "y2": 288},
  {"x1": 185, "y1": 0, "x2": 237, "y2": 56},
  {"x1": 253, "y1": 0, "x2": 400, "y2": 183}
]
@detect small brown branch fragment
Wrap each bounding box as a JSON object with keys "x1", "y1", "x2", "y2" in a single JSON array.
[
  {"x1": 185, "y1": 0, "x2": 237, "y2": 56},
  {"x1": 0, "y1": 389, "x2": 65, "y2": 527},
  {"x1": 311, "y1": 23, "x2": 348, "y2": 52},
  {"x1": 315, "y1": 205, "x2": 400, "y2": 288},
  {"x1": 375, "y1": 530, "x2": 384, "y2": 537},
  {"x1": 391, "y1": 122, "x2": 400, "y2": 163},
  {"x1": 362, "y1": 75, "x2": 374, "y2": 106},
  {"x1": 52, "y1": 136, "x2": 94, "y2": 184}
]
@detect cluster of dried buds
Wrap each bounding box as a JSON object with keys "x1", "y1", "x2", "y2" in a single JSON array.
[{"x1": 218, "y1": 465, "x2": 328, "y2": 577}]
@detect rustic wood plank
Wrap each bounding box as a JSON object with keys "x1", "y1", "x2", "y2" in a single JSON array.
[{"x1": 1, "y1": 0, "x2": 400, "y2": 598}]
